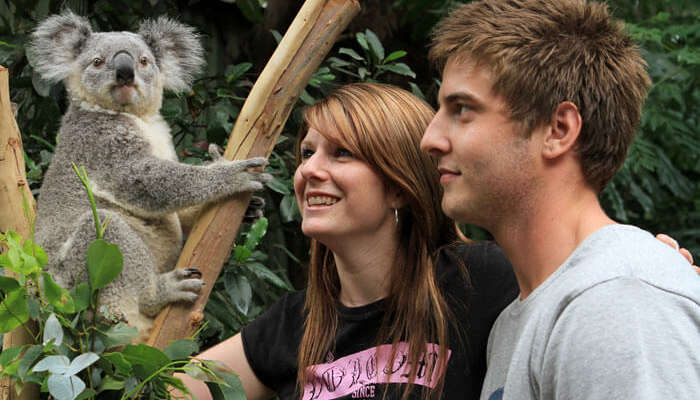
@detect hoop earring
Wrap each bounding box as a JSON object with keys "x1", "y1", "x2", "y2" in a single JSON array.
[{"x1": 394, "y1": 208, "x2": 399, "y2": 226}]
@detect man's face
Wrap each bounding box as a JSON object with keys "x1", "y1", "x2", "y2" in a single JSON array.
[{"x1": 420, "y1": 57, "x2": 540, "y2": 229}]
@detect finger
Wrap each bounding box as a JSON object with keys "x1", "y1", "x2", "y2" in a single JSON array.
[
  {"x1": 655, "y1": 233, "x2": 679, "y2": 250},
  {"x1": 694, "y1": 266, "x2": 700, "y2": 276},
  {"x1": 679, "y1": 248, "x2": 694, "y2": 265}
]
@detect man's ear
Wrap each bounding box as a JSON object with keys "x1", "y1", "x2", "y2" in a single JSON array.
[{"x1": 542, "y1": 101, "x2": 582, "y2": 159}]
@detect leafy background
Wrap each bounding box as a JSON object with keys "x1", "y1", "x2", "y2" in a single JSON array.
[{"x1": 1, "y1": 0, "x2": 699, "y2": 352}]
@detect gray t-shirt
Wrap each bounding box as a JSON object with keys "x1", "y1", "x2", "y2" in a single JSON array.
[{"x1": 480, "y1": 224, "x2": 700, "y2": 400}]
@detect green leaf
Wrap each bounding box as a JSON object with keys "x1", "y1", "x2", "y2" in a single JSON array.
[
  {"x1": 225, "y1": 62, "x2": 253, "y2": 83},
  {"x1": 100, "y1": 323, "x2": 137, "y2": 349},
  {"x1": 202, "y1": 360, "x2": 246, "y2": 400},
  {"x1": 235, "y1": 0, "x2": 263, "y2": 23},
  {"x1": 42, "y1": 272, "x2": 76, "y2": 314},
  {"x1": 246, "y1": 262, "x2": 293, "y2": 291},
  {"x1": 339, "y1": 47, "x2": 364, "y2": 61},
  {"x1": 265, "y1": 177, "x2": 291, "y2": 195},
  {"x1": 378, "y1": 63, "x2": 416, "y2": 78},
  {"x1": 355, "y1": 32, "x2": 369, "y2": 51},
  {"x1": 17, "y1": 345, "x2": 43, "y2": 378},
  {"x1": 87, "y1": 239, "x2": 123, "y2": 291},
  {"x1": 69, "y1": 283, "x2": 90, "y2": 313},
  {"x1": 0, "y1": 346, "x2": 25, "y2": 367},
  {"x1": 96, "y1": 375, "x2": 125, "y2": 392},
  {"x1": 102, "y1": 352, "x2": 133, "y2": 376},
  {"x1": 233, "y1": 246, "x2": 252, "y2": 264},
  {"x1": 22, "y1": 239, "x2": 47, "y2": 268},
  {"x1": 121, "y1": 344, "x2": 170, "y2": 380},
  {"x1": 364, "y1": 29, "x2": 385, "y2": 61},
  {"x1": 280, "y1": 194, "x2": 299, "y2": 223},
  {"x1": 224, "y1": 273, "x2": 252, "y2": 315},
  {"x1": 244, "y1": 217, "x2": 268, "y2": 251},
  {"x1": 0, "y1": 277, "x2": 29, "y2": 333},
  {"x1": 164, "y1": 339, "x2": 199, "y2": 361},
  {"x1": 383, "y1": 50, "x2": 407, "y2": 64}
]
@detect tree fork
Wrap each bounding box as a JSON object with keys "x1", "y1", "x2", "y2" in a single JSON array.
[
  {"x1": 0, "y1": 66, "x2": 39, "y2": 400},
  {"x1": 147, "y1": 0, "x2": 360, "y2": 349}
]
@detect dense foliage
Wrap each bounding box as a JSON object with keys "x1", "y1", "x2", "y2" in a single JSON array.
[{"x1": 0, "y1": 0, "x2": 698, "y2": 397}]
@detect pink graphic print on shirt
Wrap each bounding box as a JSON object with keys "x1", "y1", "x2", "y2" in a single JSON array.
[{"x1": 303, "y1": 343, "x2": 450, "y2": 400}]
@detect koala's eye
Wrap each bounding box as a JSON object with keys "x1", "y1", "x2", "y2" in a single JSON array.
[
  {"x1": 139, "y1": 56, "x2": 148, "y2": 66},
  {"x1": 92, "y1": 58, "x2": 104, "y2": 67}
]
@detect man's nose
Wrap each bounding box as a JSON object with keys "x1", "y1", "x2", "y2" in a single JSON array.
[{"x1": 420, "y1": 113, "x2": 449, "y2": 156}]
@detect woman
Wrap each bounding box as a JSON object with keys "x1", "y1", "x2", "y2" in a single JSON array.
[
  {"x1": 177, "y1": 83, "x2": 695, "y2": 400},
  {"x1": 178, "y1": 82, "x2": 516, "y2": 400}
]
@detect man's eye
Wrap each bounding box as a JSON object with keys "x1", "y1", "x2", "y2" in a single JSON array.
[{"x1": 457, "y1": 104, "x2": 470, "y2": 115}]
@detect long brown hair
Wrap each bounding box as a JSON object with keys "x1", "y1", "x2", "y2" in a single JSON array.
[{"x1": 295, "y1": 82, "x2": 459, "y2": 400}]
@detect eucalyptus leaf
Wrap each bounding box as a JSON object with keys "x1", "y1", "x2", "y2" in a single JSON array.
[
  {"x1": 43, "y1": 313, "x2": 63, "y2": 346},
  {"x1": 66, "y1": 352, "x2": 99, "y2": 375},
  {"x1": 47, "y1": 373, "x2": 86, "y2": 400},
  {"x1": 246, "y1": 262, "x2": 293, "y2": 291},
  {"x1": 280, "y1": 194, "x2": 299, "y2": 223},
  {"x1": 32, "y1": 355, "x2": 70, "y2": 374}
]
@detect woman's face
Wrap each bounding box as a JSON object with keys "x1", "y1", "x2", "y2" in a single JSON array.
[{"x1": 294, "y1": 127, "x2": 396, "y2": 244}]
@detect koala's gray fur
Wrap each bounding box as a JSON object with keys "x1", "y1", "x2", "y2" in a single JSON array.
[{"x1": 30, "y1": 11, "x2": 270, "y2": 341}]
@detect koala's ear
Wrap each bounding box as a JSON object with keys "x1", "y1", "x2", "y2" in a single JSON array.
[
  {"x1": 29, "y1": 10, "x2": 92, "y2": 83},
  {"x1": 138, "y1": 17, "x2": 205, "y2": 93}
]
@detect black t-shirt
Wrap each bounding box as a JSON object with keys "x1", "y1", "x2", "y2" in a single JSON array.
[{"x1": 241, "y1": 242, "x2": 517, "y2": 399}]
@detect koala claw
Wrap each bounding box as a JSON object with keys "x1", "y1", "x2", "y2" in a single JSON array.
[{"x1": 183, "y1": 267, "x2": 203, "y2": 279}]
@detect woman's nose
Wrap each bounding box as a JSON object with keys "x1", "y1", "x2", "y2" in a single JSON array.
[{"x1": 299, "y1": 151, "x2": 329, "y2": 181}]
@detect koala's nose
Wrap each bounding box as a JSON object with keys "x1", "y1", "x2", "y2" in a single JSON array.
[{"x1": 114, "y1": 51, "x2": 135, "y2": 85}]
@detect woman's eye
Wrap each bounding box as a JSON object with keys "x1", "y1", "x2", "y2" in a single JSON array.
[
  {"x1": 335, "y1": 147, "x2": 354, "y2": 158},
  {"x1": 300, "y1": 148, "x2": 314, "y2": 159}
]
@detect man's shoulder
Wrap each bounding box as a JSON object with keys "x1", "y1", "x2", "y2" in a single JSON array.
[{"x1": 559, "y1": 224, "x2": 699, "y2": 300}]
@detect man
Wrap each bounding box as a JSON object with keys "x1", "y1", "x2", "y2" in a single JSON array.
[{"x1": 420, "y1": 0, "x2": 700, "y2": 399}]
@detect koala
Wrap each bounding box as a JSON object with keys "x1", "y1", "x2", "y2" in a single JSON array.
[{"x1": 30, "y1": 11, "x2": 270, "y2": 341}]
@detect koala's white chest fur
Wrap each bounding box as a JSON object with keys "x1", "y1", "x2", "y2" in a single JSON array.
[{"x1": 126, "y1": 113, "x2": 178, "y2": 161}]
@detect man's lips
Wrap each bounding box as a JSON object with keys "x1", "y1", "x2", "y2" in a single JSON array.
[{"x1": 438, "y1": 167, "x2": 460, "y2": 183}]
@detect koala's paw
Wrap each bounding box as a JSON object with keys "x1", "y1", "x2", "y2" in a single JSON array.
[
  {"x1": 208, "y1": 144, "x2": 224, "y2": 161},
  {"x1": 160, "y1": 268, "x2": 205, "y2": 303},
  {"x1": 227, "y1": 157, "x2": 272, "y2": 192},
  {"x1": 243, "y1": 196, "x2": 265, "y2": 223}
]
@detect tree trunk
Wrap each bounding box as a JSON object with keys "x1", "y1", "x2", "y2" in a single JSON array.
[
  {"x1": 0, "y1": 66, "x2": 39, "y2": 400},
  {"x1": 147, "y1": 0, "x2": 360, "y2": 349}
]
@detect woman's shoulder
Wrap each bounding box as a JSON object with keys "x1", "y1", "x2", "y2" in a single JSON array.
[{"x1": 436, "y1": 241, "x2": 518, "y2": 309}]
